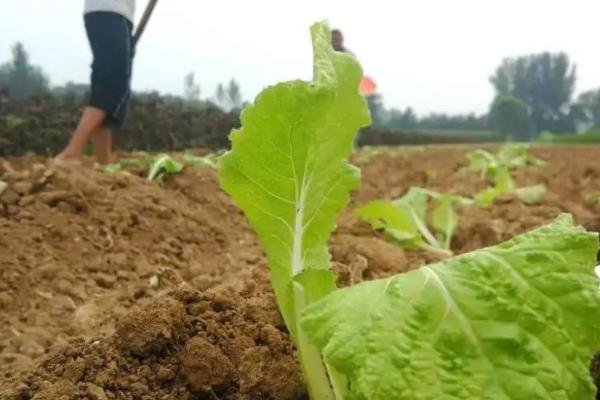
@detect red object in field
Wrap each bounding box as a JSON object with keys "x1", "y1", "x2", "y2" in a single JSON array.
[{"x1": 360, "y1": 76, "x2": 377, "y2": 96}]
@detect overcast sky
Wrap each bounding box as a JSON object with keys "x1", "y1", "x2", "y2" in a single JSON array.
[{"x1": 2, "y1": 0, "x2": 599, "y2": 115}]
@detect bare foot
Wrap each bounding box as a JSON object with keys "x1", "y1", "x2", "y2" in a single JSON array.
[{"x1": 53, "y1": 152, "x2": 83, "y2": 169}]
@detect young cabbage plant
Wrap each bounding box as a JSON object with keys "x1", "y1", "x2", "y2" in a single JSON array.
[
  {"x1": 301, "y1": 214, "x2": 600, "y2": 400},
  {"x1": 147, "y1": 153, "x2": 184, "y2": 181},
  {"x1": 103, "y1": 157, "x2": 142, "y2": 174},
  {"x1": 184, "y1": 153, "x2": 218, "y2": 168},
  {"x1": 496, "y1": 143, "x2": 546, "y2": 168},
  {"x1": 218, "y1": 22, "x2": 600, "y2": 400},
  {"x1": 474, "y1": 165, "x2": 515, "y2": 206},
  {"x1": 218, "y1": 22, "x2": 370, "y2": 400},
  {"x1": 467, "y1": 148, "x2": 499, "y2": 179},
  {"x1": 467, "y1": 144, "x2": 545, "y2": 179},
  {"x1": 474, "y1": 165, "x2": 546, "y2": 207},
  {"x1": 356, "y1": 187, "x2": 470, "y2": 257}
]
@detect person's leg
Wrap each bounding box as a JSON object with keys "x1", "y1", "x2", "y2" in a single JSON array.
[
  {"x1": 91, "y1": 125, "x2": 113, "y2": 165},
  {"x1": 56, "y1": 106, "x2": 106, "y2": 163},
  {"x1": 57, "y1": 12, "x2": 130, "y2": 165},
  {"x1": 95, "y1": 18, "x2": 132, "y2": 165}
]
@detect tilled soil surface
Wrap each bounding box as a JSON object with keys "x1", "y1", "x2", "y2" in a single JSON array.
[{"x1": 1, "y1": 145, "x2": 600, "y2": 399}]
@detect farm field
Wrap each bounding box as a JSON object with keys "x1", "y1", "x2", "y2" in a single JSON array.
[{"x1": 1, "y1": 144, "x2": 600, "y2": 399}]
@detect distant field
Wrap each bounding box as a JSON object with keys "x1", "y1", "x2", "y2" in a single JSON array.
[{"x1": 539, "y1": 129, "x2": 600, "y2": 144}]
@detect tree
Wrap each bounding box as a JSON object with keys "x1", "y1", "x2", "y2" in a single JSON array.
[
  {"x1": 0, "y1": 42, "x2": 50, "y2": 101},
  {"x1": 575, "y1": 89, "x2": 600, "y2": 129},
  {"x1": 417, "y1": 113, "x2": 487, "y2": 131},
  {"x1": 214, "y1": 79, "x2": 243, "y2": 111},
  {"x1": 387, "y1": 107, "x2": 418, "y2": 129},
  {"x1": 51, "y1": 81, "x2": 88, "y2": 102},
  {"x1": 227, "y1": 79, "x2": 242, "y2": 110},
  {"x1": 490, "y1": 52, "x2": 576, "y2": 134},
  {"x1": 183, "y1": 72, "x2": 200, "y2": 104},
  {"x1": 215, "y1": 83, "x2": 226, "y2": 105},
  {"x1": 488, "y1": 95, "x2": 532, "y2": 140}
]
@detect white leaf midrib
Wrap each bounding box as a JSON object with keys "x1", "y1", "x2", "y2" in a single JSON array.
[
  {"x1": 422, "y1": 266, "x2": 512, "y2": 399},
  {"x1": 293, "y1": 178, "x2": 307, "y2": 276}
]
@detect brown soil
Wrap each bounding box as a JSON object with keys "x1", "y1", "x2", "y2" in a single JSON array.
[{"x1": 1, "y1": 145, "x2": 600, "y2": 399}]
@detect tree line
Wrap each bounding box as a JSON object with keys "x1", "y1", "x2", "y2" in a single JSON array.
[
  {"x1": 0, "y1": 42, "x2": 244, "y2": 112},
  {"x1": 370, "y1": 52, "x2": 600, "y2": 140},
  {"x1": 2, "y1": 41, "x2": 600, "y2": 141}
]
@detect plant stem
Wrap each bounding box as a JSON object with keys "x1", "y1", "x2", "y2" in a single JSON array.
[
  {"x1": 410, "y1": 209, "x2": 440, "y2": 248},
  {"x1": 419, "y1": 243, "x2": 453, "y2": 258},
  {"x1": 444, "y1": 235, "x2": 452, "y2": 251},
  {"x1": 294, "y1": 283, "x2": 338, "y2": 400}
]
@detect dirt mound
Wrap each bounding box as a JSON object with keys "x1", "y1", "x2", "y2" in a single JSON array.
[
  {"x1": 2, "y1": 145, "x2": 600, "y2": 399},
  {"x1": 0, "y1": 158, "x2": 263, "y2": 385},
  {"x1": 6, "y1": 284, "x2": 305, "y2": 400}
]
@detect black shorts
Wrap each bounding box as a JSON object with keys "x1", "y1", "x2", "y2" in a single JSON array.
[{"x1": 84, "y1": 12, "x2": 134, "y2": 129}]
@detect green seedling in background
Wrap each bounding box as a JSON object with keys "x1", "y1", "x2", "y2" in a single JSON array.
[
  {"x1": 357, "y1": 187, "x2": 471, "y2": 256},
  {"x1": 147, "y1": 154, "x2": 184, "y2": 181},
  {"x1": 467, "y1": 143, "x2": 545, "y2": 180},
  {"x1": 104, "y1": 157, "x2": 142, "y2": 174},
  {"x1": 184, "y1": 153, "x2": 217, "y2": 168},
  {"x1": 474, "y1": 165, "x2": 547, "y2": 207}
]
